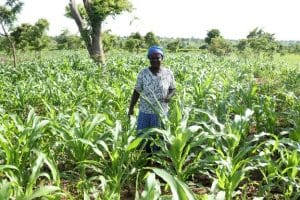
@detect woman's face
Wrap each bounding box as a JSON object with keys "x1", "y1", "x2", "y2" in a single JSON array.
[{"x1": 149, "y1": 53, "x2": 163, "y2": 68}]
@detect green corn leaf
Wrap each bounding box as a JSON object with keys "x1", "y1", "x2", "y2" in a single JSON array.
[
  {"x1": 26, "y1": 109, "x2": 35, "y2": 124},
  {"x1": 138, "y1": 173, "x2": 161, "y2": 200},
  {"x1": 0, "y1": 181, "x2": 11, "y2": 200},
  {"x1": 126, "y1": 136, "x2": 143, "y2": 152},
  {"x1": 0, "y1": 164, "x2": 19, "y2": 171},
  {"x1": 34, "y1": 120, "x2": 49, "y2": 130},
  {"x1": 86, "y1": 114, "x2": 105, "y2": 136},
  {"x1": 229, "y1": 169, "x2": 245, "y2": 192},
  {"x1": 96, "y1": 140, "x2": 109, "y2": 152},
  {"x1": 24, "y1": 186, "x2": 60, "y2": 200},
  {"x1": 43, "y1": 155, "x2": 60, "y2": 185},
  {"x1": 73, "y1": 138, "x2": 104, "y2": 159},
  {"x1": 152, "y1": 168, "x2": 195, "y2": 200},
  {"x1": 26, "y1": 152, "x2": 45, "y2": 195},
  {"x1": 0, "y1": 134, "x2": 7, "y2": 143}
]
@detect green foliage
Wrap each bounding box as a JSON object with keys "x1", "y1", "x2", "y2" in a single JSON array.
[
  {"x1": 0, "y1": 0, "x2": 23, "y2": 67},
  {"x1": 125, "y1": 32, "x2": 144, "y2": 52},
  {"x1": 10, "y1": 23, "x2": 31, "y2": 50},
  {"x1": 0, "y1": 110, "x2": 62, "y2": 199},
  {"x1": 166, "y1": 39, "x2": 180, "y2": 52},
  {"x1": 289, "y1": 43, "x2": 300, "y2": 54},
  {"x1": 29, "y1": 18, "x2": 50, "y2": 51},
  {"x1": 256, "y1": 137, "x2": 300, "y2": 199},
  {"x1": 88, "y1": 0, "x2": 133, "y2": 22},
  {"x1": 136, "y1": 172, "x2": 161, "y2": 200},
  {"x1": 204, "y1": 29, "x2": 233, "y2": 55},
  {"x1": 66, "y1": 0, "x2": 132, "y2": 24},
  {"x1": 236, "y1": 39, "x2": 248, "y2": 51},
  {"x1": 0, "y1": 36, "x2": 9, "y2": 52},
  {"x1": 102, "y1": 30, "x2": 118, "y2": 52},
  {"x1": 237, "y1": 27, "x2": 279, "y2": 56},
  {"x1": 204, "y1": 29, "x2": 221, "y2": 45},
  {"x1": 66, "y1": 0, "x2": 133, "y2": 62},
  {"x1": 0, "y1": 50, "x2": 299, "y2": 199},
  {"x1": 152, "y1": 168, "x2": 196, "y2": 200},
  {"x1": 0, "y1": 36, "x2": 4, "y2": 50},
  {"x1": 144, "y1": 31, "x2": 159, "y2": 48},
  {"x1": 209, "y1": 37, "x2": 233, "y2": 56},
  {"x1": 0, "y1": 0, "x2": 23, "y2": 26},
  {"x1": 10, "y1": 18, "x2": 50, "y2": 52},
  {"x1": 54, "y1": 29, "x2": 84, "y2": 50}
]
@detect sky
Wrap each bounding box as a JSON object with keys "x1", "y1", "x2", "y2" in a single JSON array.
[{"x1": 2, "y1": 0, "x2": 300, "y2": 40}]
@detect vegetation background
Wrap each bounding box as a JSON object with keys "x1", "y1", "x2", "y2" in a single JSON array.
[{"x1": 0, "y1": 0, "x2": 299, "y2": 199}]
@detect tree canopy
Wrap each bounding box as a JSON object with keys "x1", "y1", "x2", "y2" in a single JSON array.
[
  {"x1": 0, "y1": 0, "x2": 23, "y2": 67},
  {"x1": 67, "y1": 0, "x2": 133, "y2": 63}
]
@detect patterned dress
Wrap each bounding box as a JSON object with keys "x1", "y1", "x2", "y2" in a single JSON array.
[{"x1": 135, "y1": 67, "x2": 176, "y2": 115}]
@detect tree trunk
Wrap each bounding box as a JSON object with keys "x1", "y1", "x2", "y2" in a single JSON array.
[
  {"x1": 11, "y1": 40, "x2": 17, "y2": 68},
  {"x1": 1, "y1": 22, "x2": 17, "y2": 68},
  {"x1": 90, "y1": 23, "x2": 105, "y2": 63},
  {"x1": 69, "y1": 0, "x2": 105, "y2": 64}
]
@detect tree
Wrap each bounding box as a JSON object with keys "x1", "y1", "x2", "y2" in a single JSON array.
[
  {"x1": 0, "y1": 36, "x2": 5, "y2": 51},
  {"x1": 236, "y1": 39, "x2": 248, "y2": 51},
  {"x1": 10, "y1": 19, "x2": 50, "y2": 56},
  {"x1": 290, "y1": 43, "x2": 300, "y2": 54},
  {"x1": 204, "y1": 29, "x2": 221, "y2": 45},
  {"x1": 245, "y1": 27, "x2": 279, "y2": 56},
  {"x1": 10, "y1": 23, "x2": 31, "y2": 50},
  {"x1": 67, "y1": 0, "x2": 132, "y2": 64},
  {"x1": 124, "y1": 32, "x2": 143, "y2": 52},
  {"x1": 166, "y1": 39, "x2": 180, "y2": 52},
  {"x1": 204, "y1": 29, "x2": 233, "y2": 55},
  {"x1": 0, "y1": 0, "x2": 23, "y2": 67},
  {"x1": 144, "y1": 31, "x2": 159, "y2": 48},
  {"x1": 124, "y1": 38, "x2": 140, "y2": 52},
  {"x1": 209, "y1": 37, "x2": 233, "y2": 56},
  {"x1": 28, "y1": 19, "x2": 49, "y2": 53},
  {"x1": 102, "y1": 30, "x2": 118, "y2": 52},
  {"x1": 55, "y1": 29, "x2": 83, "y2": 50},
  {"x1": 55, "y1": 29, "x2": 72, "y2": 49}
]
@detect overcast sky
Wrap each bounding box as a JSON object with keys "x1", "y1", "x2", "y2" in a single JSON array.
[{"x1": 3, "y1": 0, "x2": 300, "y2": 40}]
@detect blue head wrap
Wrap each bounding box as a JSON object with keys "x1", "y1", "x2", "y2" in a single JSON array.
[{"x1": 147, "y1": 45, "x2": 164, "y2": 59}]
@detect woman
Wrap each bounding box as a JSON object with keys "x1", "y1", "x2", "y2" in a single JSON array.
[{"x1": 128, "y1": 45, "x2": 176, "y2": 152}]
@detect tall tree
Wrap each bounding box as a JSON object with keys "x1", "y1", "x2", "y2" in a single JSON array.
[
  {"x1": 102, "y1": 30, "x2": 118, "y2": 52},
  {"x1": 245, "y1": 27, "x2": 279, "y2": 56},
  {"x1": 166, "y1": 39, "x2": 180, "y2": 52},
  {"x1": 29, "y1": 19, "x2": 49, "y2": 53},
  {"x1": 67, "y1": 0, "x2": 132, "y2": 63},
  {"x1": 204, "y1": 29, "x2": 221, "y2": 45},
  {"x1": 0, "y1": 0, "x2": 23, "y2": 67},
  {"x1": 11, "y1": 19, "x2": 50, "y2": 55},
  {"x1": 55, "y1": 29, "x2": 83, "y2": 50},
  {"x1": 209, "y1": 37, "x2": 233, "y2": 56},
  {"x1": 125, "y1": 32, "x2": 143, "y2": 52},
  {"x1": 144, "y1": 31, "x2": 159, "y2": 48},
  {"x1": 10, "y1": 23, "x2": 31, "y2": 50}
]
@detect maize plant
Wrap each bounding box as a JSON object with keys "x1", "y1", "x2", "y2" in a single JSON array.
[{"x1": 0, "y1": 50, "x2": 299, "y2": 199}]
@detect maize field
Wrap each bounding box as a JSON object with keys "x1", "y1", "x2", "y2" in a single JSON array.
[{"x1": 0, "y1": 50, "x2": 299, "y2": 199}]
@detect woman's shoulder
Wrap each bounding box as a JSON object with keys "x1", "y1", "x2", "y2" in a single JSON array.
[
  {"x1": 161, "y1": 67, "x2": 174, "y2": 74},
  {"x1": 137, "y1": 67, "x2": 150, "y2": 77},
  {"x1": 139, "y1": 67, "x2": 150, "y2": 74}
]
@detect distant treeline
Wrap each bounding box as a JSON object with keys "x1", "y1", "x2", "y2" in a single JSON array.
[{"x1": 1, "y1": 27, "x2": 300, "y2": 56}]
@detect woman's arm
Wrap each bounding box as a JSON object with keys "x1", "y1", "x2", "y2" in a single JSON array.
[
  {"x1": 163, "y1": 88, "x2": 176, "y2": 103},
  {"x1": 128, "y1": 89, "x2": 140, "y2": 116}
]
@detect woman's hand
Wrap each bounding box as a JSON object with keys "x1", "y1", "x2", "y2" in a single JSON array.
[
  {"x1": 162, "y1": 97, "x2": 171, "y2": 103},
  {"x1": 128, "y1": 108, "x2": 134, "y2": 116}
]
